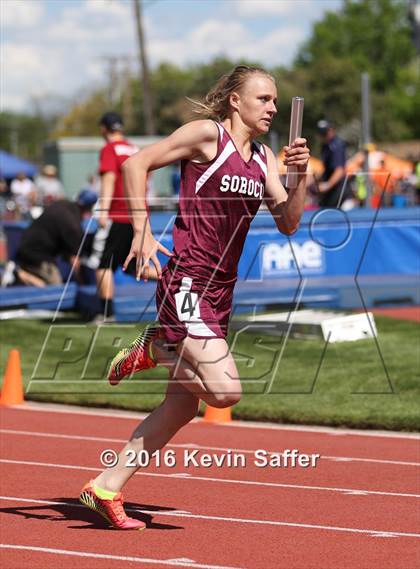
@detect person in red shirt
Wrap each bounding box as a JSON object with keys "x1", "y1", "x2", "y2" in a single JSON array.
[{"x1": 89, "y1": 112, "x2": 139, "y2": 320}]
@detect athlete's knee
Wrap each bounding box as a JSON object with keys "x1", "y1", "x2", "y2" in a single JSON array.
[{"x1": 210, "y1": 390, "x2": 241, "y2": 408}]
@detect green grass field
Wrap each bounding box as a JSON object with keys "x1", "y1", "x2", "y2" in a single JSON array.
[{"x1": 1, "y1": 315, "x2": 419, "y2": 431}]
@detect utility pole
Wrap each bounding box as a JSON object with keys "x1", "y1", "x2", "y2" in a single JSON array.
[
  {"x1": 99, "y1": 56, "x2": 121, "y2": 106},
  {"x1": 133, "y1": 0, "x2": 155, "y2": 135},
  {"x1": 99, "y1": 55, "x2": 136, "y2": 128},
  {"x1": 361, "y1": 72, "x2": 371, "y2": 205},
  {"x1": 121, "y1": 58, "x2": 134, "y2": 132},
  {"x1": 361, "y1": 72, "x2": 371, "y2": 150}
]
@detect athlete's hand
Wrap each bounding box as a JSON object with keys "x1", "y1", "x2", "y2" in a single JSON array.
[
  {"x1": 123, "y1": 230, "x2": 173, "y2": 282},
  {"x1": 283, "y1": 138, "x2": 310, "y2": 171}
]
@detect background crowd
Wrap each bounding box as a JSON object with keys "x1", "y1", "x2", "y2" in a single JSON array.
[
  {"x1": 0, "y1": 166, "x2": 100, "y2": 222},
  {"x1": 1, "y1": 147, "x2": 419, "y2": 226}
]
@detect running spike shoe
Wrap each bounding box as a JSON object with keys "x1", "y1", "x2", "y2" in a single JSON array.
[
  {"x1": 79, "y1": 480, "x2": 146, "y2": 530},
  {"x1": 108, "y1": 324, "x2": 159, "y2": 386}
]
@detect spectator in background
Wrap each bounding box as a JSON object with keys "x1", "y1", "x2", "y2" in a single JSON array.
[
  {"x1": 81, "y1": 174, "x2": 100, "y2": 195},
  {"x1": 410, "y1": 161, "x2": 420, "y2": 205},
  {"x1": 88, "y1": 111, "x2": 145, "y2": 322},
  {"x1": 371, "y1": 158, "x2": 396, "y2": 208},
  {"x1": 10, "y1": 172, "x2": 37, "y2": 218},
  {"x1": 35, "y1": 164, "x2": 65, "y2": 206},
  {"x1": 316, "y1": 120, "x2": 354, "y2": 210},
  {"x1": 1, "y1": 190, "x2": 97, "y2": 287},
  {"x1": 0, "y1": 178, "x2": 10, "y2": 219},
  {"x1": 171, "y1": 162, "x2": 181, "y2": 195},
  {"x1": 349, "y1": 151, "x2": 368, "y2": 207},
  {"x1": 0, "y1": 178, "x2": 9, "y2": 195}
]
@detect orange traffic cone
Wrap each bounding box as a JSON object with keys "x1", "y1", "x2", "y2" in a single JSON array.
[
  {"x1": 0, "y1": 349, "x2": 24, "y2": 406},
  {"x1": 204, "y1": 404, "x2": 232, "y2": 423}
]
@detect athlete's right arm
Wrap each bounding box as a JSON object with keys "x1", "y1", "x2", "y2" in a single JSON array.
[{"x1": 122, "y1": 120, "x2": 218, "y2": 281}]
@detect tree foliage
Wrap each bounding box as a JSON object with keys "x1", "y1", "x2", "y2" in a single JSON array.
[
  {"x1": 52, "y1": 91, "x2": 111, "y2": 138},
  {"x1": 0, "y1": 112, "x2": 51, "y2": 163},
  {"x1": 297, "y1": 0, "x2": 415, "y2": 90},
  {"x1": 295, "y1": 0, "x2": 419, "y2": 142}
]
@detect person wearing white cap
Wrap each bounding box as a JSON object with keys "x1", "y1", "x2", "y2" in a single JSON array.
[
  {"x1": 35, "y1": 164, "x2": 65, "y2": 206},
  {"x1": 10, "y1": 172, "x2": 37, "y2": 218}
]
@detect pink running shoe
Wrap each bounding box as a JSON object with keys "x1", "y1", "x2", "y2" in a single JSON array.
[
  {"x1": 108, "y1": 324, "x2": 159, "y2": 386},
  {"x1": 79, "y1": 480, "x2": 146, "y2": 531}
]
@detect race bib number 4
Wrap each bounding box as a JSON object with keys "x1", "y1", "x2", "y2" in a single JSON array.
[{"x1": 175, "y1": 278, "x2": 201, "y2": 322}]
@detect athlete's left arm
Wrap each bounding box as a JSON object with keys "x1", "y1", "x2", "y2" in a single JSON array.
[{"x1": 264, "y1": 138, "x2": 310, "y2": 235}]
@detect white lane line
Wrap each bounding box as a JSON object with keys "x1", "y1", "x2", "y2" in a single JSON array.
[
  {"x1": 9, "y1": 402, "x2": 420, "y2": 440},
  {"x1": 2, "y1": 429, "x2": 418, "y2": 468},
  {"x1": 0, "y1": 544, "x2": 243, "y2": 569},
  {"x1": 0, "y1": 495, "x2": 191, "y2": 515},
  {"x1": 1, "y1": 458, "x2": 419, "y2": 499},
  {"x1": 0, "y1": 496, "x2": 419, "y2": 539}
]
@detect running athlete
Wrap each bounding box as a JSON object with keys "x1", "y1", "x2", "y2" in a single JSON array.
[{"x1": 80, "y1": 66, "x2": 310, "y2": 529}]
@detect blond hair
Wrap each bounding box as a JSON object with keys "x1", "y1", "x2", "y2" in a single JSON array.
[{"x1": 190, "y1": 65, "x2": 275, "y2": 122}]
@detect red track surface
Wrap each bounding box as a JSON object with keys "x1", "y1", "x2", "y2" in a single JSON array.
[
  {"x1": 369, "y1": 306, "x2": 420, "y2": 323},
  {"x1": 1, "y1": 403, "x2": 419, "y2": 569}
]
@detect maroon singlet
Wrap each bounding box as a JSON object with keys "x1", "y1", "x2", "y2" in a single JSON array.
[{"x1": 156, "y1": 122, "x2": 268, "y2": 342}]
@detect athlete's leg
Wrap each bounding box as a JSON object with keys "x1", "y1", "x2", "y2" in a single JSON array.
[
  {"x1": 152, "y1": 336, "x2": 242, "y2": 409},
  {"x1": 93, "y1": 374, "x2": 199, "y2": 492},
  {"x1": 88, "y1": 219, "x2": 116, "y2": 318},
  {"x1": 176, "y1": 337, "x2": 242, "y2": 408},
  {"x1": 92, "y1": 337, "x2": 240, "y2": 492},
  {"x1": 96, "y1": 268, "x2": 114, "y2": 309}
]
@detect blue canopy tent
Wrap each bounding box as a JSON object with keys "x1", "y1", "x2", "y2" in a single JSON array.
[{"x1": 0, "y1": 150, "x2": 38, "y2": 179}]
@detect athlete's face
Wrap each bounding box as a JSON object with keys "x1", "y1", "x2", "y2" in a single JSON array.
[{"x1": 233, "y1": 75, "x2": 278, "y2": 134}]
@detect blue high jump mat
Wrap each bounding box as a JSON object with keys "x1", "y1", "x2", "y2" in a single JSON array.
[
  {"x1": 76, "y1": 273, "x2": 419, "y2": 323},
  {"x1": 77, "y1": 283, "x2": 158, "y2": 321},
  {"x1": 0, "y1": 283, "x2": 77, "y2": 311}
]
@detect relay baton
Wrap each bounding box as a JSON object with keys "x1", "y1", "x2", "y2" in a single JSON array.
[{"x1": 285, "y1": 96, "x2": 304, "y2": 189}]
